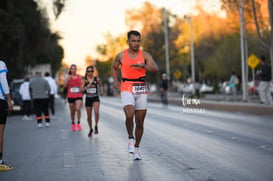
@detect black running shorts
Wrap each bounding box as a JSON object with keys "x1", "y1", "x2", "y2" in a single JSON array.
[
  {"x1": 0, "y1": 99, "x2": 8, "y2": 125},
  {"x1": 85, "y1": 96, "x2": 100, "y2": 107},
  {"x1": 67, "y1": 97, "x2": 83, "y2": 103}
]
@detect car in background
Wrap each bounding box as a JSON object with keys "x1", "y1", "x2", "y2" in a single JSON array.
[
  {"x1": 178, "y1": 83, "x2": 194, "y2": 94},
  {"x1": 10, "y1": 79, "x2": 24, "y2": 113},
  {"x1": 248, "y1": 80, "x2": 259, "y2": 95},
  {"x1": 199, "y1": 83, "x2": 214, "y2": 93}
]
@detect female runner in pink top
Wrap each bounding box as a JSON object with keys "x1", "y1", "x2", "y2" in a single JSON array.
[{"x1": 64, "y1": 64, "x2": 83, "y2": 131}]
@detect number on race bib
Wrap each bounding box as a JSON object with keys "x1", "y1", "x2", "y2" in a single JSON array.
[
  {"x1": 86, "y1": 88, "x2": 97, "y2": 94},
  {"x1": 132, "y1": 83, "x2": 147, "y2": 95},
  {"x1": 70, "y1": 87, "x2": 80, "y2": 93}
]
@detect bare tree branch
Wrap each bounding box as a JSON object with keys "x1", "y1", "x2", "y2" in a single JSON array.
[
  {"x1": 269, "y1": 0, "x2": 273, "y2": 46},
  {"x1": 251, "y1": 0, "x2": 269, "y2": 49},
  {"x1": 53, "y1": 0, "x2": 65, "y2": 19}
]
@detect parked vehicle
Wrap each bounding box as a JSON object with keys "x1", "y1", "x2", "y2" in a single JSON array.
[
  {"x1": 248, "y1": 80, "x2": 259, "y2": 95},
  {"x1": 178, "y1": 83, "x2": 194, "y2": 94},
  {"x1": 199, "y1": 83, "x2": 214, "y2": 93},
  {"x1": 10, "y1": 79, "x2": 24, "y2": 112}
]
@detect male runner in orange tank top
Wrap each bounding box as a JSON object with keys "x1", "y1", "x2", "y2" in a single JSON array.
[{"x1": 111, "y1": 30, "x2": 159, "y2": 160}]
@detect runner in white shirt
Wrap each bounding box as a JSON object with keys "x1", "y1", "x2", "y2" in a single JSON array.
[{"x1": 19, "y1": 77, "x2": 32, "y2": 120}]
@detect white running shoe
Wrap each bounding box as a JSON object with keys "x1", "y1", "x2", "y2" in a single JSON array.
[
  {"x1": 23, "y1": 116, "x2": 32, "y2": 120},
  {"x1": 133, "y1": 148, "x2": 142, "y2": 160},
  {"x1": 38, "y1": 123, "x2": 43, "y2": 128},
  {"x1": 128, "y1": 139, "x2": 135, "y2": 153},
  {"x1": 45, "y1": 122, "x2": 50, "y2": 127}
]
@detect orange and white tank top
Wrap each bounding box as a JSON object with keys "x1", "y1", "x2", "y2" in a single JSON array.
[
  {"x1": 121, "y1": 49, "x2": 146, "y2": 79},
  {"x1": 120, "y1": 49, "x2": 148, "y2": 94}
]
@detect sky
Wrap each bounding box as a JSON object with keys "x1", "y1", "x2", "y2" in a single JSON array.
[{"x1": 43, "y1": 0, "x2": 221, "y2": 70}]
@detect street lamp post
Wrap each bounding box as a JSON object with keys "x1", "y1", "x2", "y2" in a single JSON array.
[
  {"x1": 239, "y1": 0, "x2": 248, "y2": 101},
  {"x1": 190, "y1": 13, "x2": 195, "y2": 94},
  {"x1": 163, "y1": 8, "x2": 170, "y2": 76}
]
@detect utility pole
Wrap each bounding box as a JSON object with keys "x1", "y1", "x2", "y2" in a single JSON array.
[
  {"x1": 163, "y1": 8, "x2": 170, "y2": 76},
  {"x1": 239, "y1": 0, "x2": 248, "y2": 101},
  {"x1": 190, "y1": 0, "x2": 195, "y2": 94}
]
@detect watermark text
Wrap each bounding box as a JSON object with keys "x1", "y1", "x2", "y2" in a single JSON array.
[{"x1": 181, "y1": 94, "x2": 205, "y2": 114}]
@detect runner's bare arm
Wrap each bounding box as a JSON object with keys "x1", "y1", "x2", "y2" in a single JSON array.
[
  {"x1": 80, "y1": 77, "x2": 86, "y2": 93},
  {"x1": 80, "y1": 76, "x2": 85, "y2": 93},
  {"x1": 111, "y1": 52, "x2": 122, "y2": 89},
  {"x1": 5, "y1": 94, "x2": 13, "y2": 111},
  {"x1": 143, "y1": 51, "x2": 159, "y2": 72},
  {"x1": 131, "y1": 51, "x2": 159, "y2": 72}
]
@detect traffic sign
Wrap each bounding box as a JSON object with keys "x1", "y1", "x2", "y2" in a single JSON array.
[{"x1": 248, "y1": 54, "x2": 260, "y2": 68}]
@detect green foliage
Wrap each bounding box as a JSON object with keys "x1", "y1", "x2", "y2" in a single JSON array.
[
  {"x1": 203, "y1": 34, "x2": 241, "y2": 80},
  {"x1": 0, "y1": 0, "x2": 63, "y2": 81},
  {"x1": 142, "y1": 30, "x2": 165, "y2": 83},
  {"x1": 94, "y1": 1, "x2": 271, "y2": 86},
  {"x1": 95, "y1": 59, "x2": 113, "y2": 83}
]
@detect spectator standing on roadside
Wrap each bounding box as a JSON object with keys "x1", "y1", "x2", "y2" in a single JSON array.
[
  {"x1": 19, "y1": 76, "x2": 32, "y2": 120},
  {"x1": 0, "y1": 60, "x2": 14, "y2": 171},
  {"x1": 44, "y1": 72, "x2": 58, "y2": 118},
  {"x1": 228, "y1": 71, "x2": 238, "y2": 101},
  {"x1": 159, "y1": 73, "x2": 169, "y2": 106},
  {"x1": 29, "y1": 71, "x2": 51, "y2": 128},
  {"x1": 256, "y1": 55, "x2": 272, "y2": 105}
]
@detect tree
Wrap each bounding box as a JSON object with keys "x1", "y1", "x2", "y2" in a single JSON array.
[
  {"x1": 53, "y1": 0, "x2": 65, "y2": 19},
  {"x1": 204, "y1": 34, "x2": 241, "y2": 80},
  {"x1": 94, "y1": 1, "x2": 270, "y2": 88},
  {"x1": 174, "y1": 2, "x2": 236, "y2": 83},
  {"x1": 251, "y1": 0, "x2": 273, "y2": 78},
  {"x1": 95, "y1": 32, "x2": 127, "y2": 83},
  {"x1": 125, "y1": 3, "x2": 180, "y2": 83},
  {"x1": 125, "y1": 2, "x2": 163, "y2": 38},
  {"x1": 0, "y1": 0, "x2": 64, "y2": 81},
  {"x1": 85, "y1": 55, "x2": 94, "y2": 66}
]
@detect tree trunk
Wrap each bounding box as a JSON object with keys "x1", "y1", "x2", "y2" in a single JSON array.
[
  {"x1": 252, "y1": 0, "x2": 273, "y2": 78},
  {"x1": 268, "y1": 0, "x2": 273, "y2": 79}
]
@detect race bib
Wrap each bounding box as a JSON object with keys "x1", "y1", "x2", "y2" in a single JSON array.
[
  {"x1": 86, "y1": 87, "x2": 97, "y2": 94},
  {"x1": 132, "y1": 83, "x2": 147, "y2": 95},
  {"x1": 70, "y1": 87, "x2": 80, "y2": 93}
]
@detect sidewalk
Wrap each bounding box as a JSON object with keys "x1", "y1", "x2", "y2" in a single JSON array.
[{"x1": 149, "y1": 92, "x2": 273, "y2": 116}]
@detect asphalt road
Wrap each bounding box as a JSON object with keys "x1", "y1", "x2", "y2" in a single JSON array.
[{"x1": 1, "y1": 96, "x2": 273, "y2": 181}]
